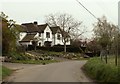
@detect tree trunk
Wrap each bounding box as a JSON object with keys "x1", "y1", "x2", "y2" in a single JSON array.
[
  {"x1": 105, "y1": 54, "x2": 107, "y2": 64},
  {"x1": 115, "y1": 34, "x2": 118, "y2": 66},
  {"x1": 100, "y1": 50, "x2": 103, "y2": 61},
  {"x1": 35, "y1": 46, "x2": 36, "y2": 51},
  {"x1": 64, "y1": 42, "x2": 66, "y2": 53},
  {"x1": 115, "y1": 45, "x2": 118, "y2": 66}
]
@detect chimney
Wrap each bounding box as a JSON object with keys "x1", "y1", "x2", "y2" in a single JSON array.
[{"x1": 34, "y1": 21, "x2": 38, "y2": 26}]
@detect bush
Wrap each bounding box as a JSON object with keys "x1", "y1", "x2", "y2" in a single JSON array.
[
  {"x1": 8, "y1": 52, "x2": 28, "y2": 61},
  {"x1": 83, "y1": 57, "x2": 119, "y2": 82}
]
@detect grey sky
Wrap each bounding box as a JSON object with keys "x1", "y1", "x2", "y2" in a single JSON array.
[
  {"x1": 118, "y1": 1, "x2": 120, "y2": 28},
  {"x1": 0, "y1": 0, "x2": 119, "y2": 39}
]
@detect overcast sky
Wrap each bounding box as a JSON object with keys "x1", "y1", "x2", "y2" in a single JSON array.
[{"x1": 0, "y1": 0, "x2": 119, "y2": 39}]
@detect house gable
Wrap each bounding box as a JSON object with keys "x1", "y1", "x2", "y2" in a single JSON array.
[
  {"x1": 19, "y1": 32, "x2": 27, "y2": 41},
  {"x1": 19, "y1": 33, "x2": 36, "y2": 42},
  {"x1": 43, "y1": 25, "x2": 52, "y2": 40},
  {"x1": 44, "y1": 25, "x2": 52, "y2": 33},
  {"x1": 38, "y1": 24, "x2": 47, "y2": 33},
  {"x1": 50, "y1": 26, "x2": 60, "y2": 34}
]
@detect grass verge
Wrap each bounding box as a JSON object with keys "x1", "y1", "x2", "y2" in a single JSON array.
[
  {"x1": 82, "y1": 57, "x2": 119, "y2": 83},
  {"x1": 11, "y1": 60, "x2": 59, "y2": 65},
  {"x1": 0, "y1": 66, "x2": 12, "y2": 79}
]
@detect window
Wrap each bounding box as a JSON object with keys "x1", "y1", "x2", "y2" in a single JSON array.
[
  {"x1": 39, "y1": 33, "x2": 41, "y2": 37},
  {"x1": 39, "y1": 42, "x2": 41, "y2": 46},
  {"x1": 46, "y1": 32, "x2": 50, "y2": 38},
  {"x1": 57, "y1": 34, "x2": 60, "y2": 40}
]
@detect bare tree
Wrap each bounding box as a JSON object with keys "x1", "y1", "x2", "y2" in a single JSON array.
[
  {"x1": 45, "y1": 13, "x2": 82, "y2": 53},
  {"x1": 93, "y1": 16, "x2": 118, "y2": 64}
]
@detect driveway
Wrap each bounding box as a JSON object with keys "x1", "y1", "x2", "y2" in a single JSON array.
[{"x1": 3, "y1": 61, "x2": 94, "y2": 82}]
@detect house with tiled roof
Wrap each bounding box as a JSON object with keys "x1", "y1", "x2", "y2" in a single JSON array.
[{"x1": 19, "y1": 21, "x2": 70, "y2": 47}]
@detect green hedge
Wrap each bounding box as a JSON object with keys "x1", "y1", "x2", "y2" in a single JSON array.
[
  {"x1": 83, "y1": 57, "x2": 119, "y2": 83},
  {"x1": 36, "y1": 45, "x2": 82, "y2": 53}
]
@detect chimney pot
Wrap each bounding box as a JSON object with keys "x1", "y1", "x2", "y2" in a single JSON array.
[{"x1": 34, "y1": 21, "x2": 38, "y2": 25}]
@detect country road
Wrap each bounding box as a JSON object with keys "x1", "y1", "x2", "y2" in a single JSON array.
[{"x1": 3, "y1": 61, "x2": 94, "y2": 82}]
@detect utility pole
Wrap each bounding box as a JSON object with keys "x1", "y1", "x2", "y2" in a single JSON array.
[{"x1": 115, "y1": 27, "x2": 119, "y2": 66}]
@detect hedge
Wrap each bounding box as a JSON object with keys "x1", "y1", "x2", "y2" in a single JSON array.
[{"x1": 28, "y1": 45, "x2": 82, "y2": 53}]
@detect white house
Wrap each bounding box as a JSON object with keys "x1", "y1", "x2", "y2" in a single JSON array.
[
  {"x1": 19, "y1": 21, "x2": 70, "y2": 47},
  {"x1": 50, "y1": 26, "x2": 70, "y2": 46}
]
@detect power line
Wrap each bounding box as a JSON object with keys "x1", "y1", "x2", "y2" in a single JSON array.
[
  {"x1": 76, "y1": 0, "x2": 100, "y2": 21},
  {"x1": 76, "y1": 0, "x2": 119, "y2": 66}
]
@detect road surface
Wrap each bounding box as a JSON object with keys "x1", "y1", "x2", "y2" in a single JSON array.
[{"x1": 3, "y1": 61, "x2": 94, "y2": 82}]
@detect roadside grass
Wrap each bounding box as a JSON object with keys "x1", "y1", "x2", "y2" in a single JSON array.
[
  {"x1": 11, "y1": 60, "x2": 59, "y2": 65},
  {"x1": 0, "y1": 66, "x2": 2, "y2": 80},
  {"x1": 107, "y1": 55, "x2": 119, "y2": 66},
  {"x1": 0, "y1": 66, "x2": 12, "y2": 79},
  {"x1": 83, "y1": 57, "x2": 119, "y2": 82}
]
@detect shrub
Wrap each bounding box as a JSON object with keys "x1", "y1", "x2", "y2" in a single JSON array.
[
  {"x1": 8, "y1": 52, "x2": 28, "y2": 61},
  {"x1": 83, "y1": 57, "x2": 119, "y2": 82}
]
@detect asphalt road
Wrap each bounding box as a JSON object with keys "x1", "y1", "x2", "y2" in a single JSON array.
[{"x1": 3, "y1": 61, "x2": 94, "y2": 82}]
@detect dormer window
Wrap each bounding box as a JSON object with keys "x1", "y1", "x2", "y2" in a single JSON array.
[{"x1": 46, "y1": 32, "x2": 50, "y2": 38}]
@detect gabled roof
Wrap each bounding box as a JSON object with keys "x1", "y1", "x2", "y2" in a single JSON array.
[
  {"x1": 21, "y1": 23, "x2": 39, "y2": 33},
  {"x1": 19, "y1": 25, "x2": 27, "y2": 32},
  {"x1": 20, "y1": 23, "x2": 49, "y2": 33},
  {"x1": 50, "y1": 26, "x2": 70, "y2": 37},
  {"x1": 20, "y1": 22, "x2": 70, "y2": 38},
  {"x1": 20, "y1": 33, "x2": 36, "y2": 42},
  {"x1": 38, "y1": 24, "x2": 47, "y2": 33},
  {"x1": 50, "y1": 26, "x2": 60, "y2": 34}
]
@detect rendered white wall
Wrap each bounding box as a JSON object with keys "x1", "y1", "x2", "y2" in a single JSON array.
[
  {"x1": 53, "y1": 33, "x2": 70, "y2": 46},
  {"x1": 41, "y1": 26, "x2": 52, "y2": 46},
  {"x1": 44, "y1": 26, "x2": 52, "y2": 41},
  {"x1": 54, "y1": 33, "x2": 63, "y2": 45},
  {"x1": 19, "y1": 32, "x2": 27, "y2": 41},
  {"x1": 34, "y1": 33, "x2": 39, "y2": 38}
]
